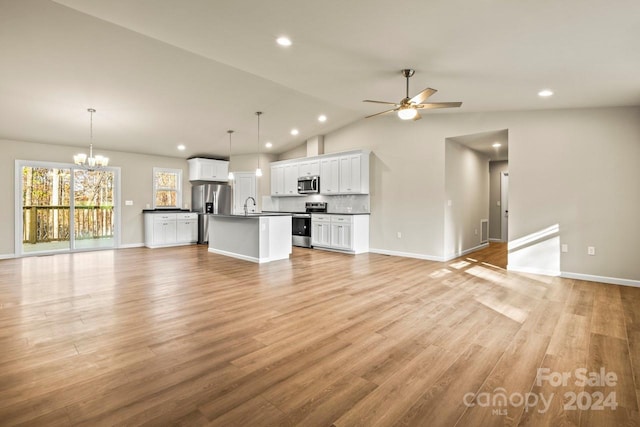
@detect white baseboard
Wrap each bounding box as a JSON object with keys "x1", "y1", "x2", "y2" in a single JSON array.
[
  {"x1": 443, "y1": 243, "x2": 489, "y2": 262},
  {"x1": 118, "y1": 243, "x2": 145, "y2": 249},
  {"x1": 0, "y1": 253, "x2": 16, "y2": 260},
  {"x1": 507, "y1": 265, "x2": 640, "y2": 288},
  {"x1": 368, "y1": 248, "x2": 444, "y2": 262},
  {"x1": 207, "y1": 247, "x2": 289, "y2": 264},
  {"x1": 488, "y1": 238, "x2": 503, "y2": 242},
  {"x1": 507, "y1": 265, "x2": 561, "y2": 276},
  {"x1": 561, "y1": 271, "x2": 640, "y2": 288}
]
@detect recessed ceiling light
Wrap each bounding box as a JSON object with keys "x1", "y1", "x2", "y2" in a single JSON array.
[
  {"x1": 538, "y1": 89, "x2": 554, "y2": 97},
  {"x1": 276, "y1": 36, "x2": 292, "y2": 47},
  {"x1": 318, "y1": 114, "x2": 327, "y2": 122},
  {"x1": 265, "y1": 142, "x2": 273, "y2": 148},
  {"x1": 290, "y1": 129, "x2": 299, "y2": 136},
  {"x1": 177, "y1": 144, "x2": 186, "y2": 151},
  {"x1": 492, "y1": 143, "x2": 501, "y2": 148}
]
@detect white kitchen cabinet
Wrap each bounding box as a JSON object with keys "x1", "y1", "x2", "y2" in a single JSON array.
[
  {"x1": 311, "y1": 216, "x2": 331, "y2": 247},
  {"x1": 176, "y1": 213, "x2": 198, "y2": 243},
  {"x1": 152, "y1": 217, "x2": 177, "y2": 245},
  {"x1": 298, "y1": 160, "x2": 320, "y2": 177},
  {"x1": 283, "y1": 163, "x2": 301, "y2": 196},
  {"x1": 339, "y1": 154, "x2": 362, "y2": 194},
  {"x1": 270, "y1": 149, "x2": 370, "y2": 196},
  {"x1": 320, "y1": 157, "x2": 340, "y2": 194},
  {"x1": 188, "y1": 158, "x2": 229, "y2": 182},
  {"x1": 270, "y1": 165, "x2": 285, "y2": 196},
  {"x1": 271, "y1": 164, "x2": 300, "y2": 197},
  {"x1": 311, "y1": 214, "x2": 369, "y2": 254},
  {"x1": 144, "y1": 212, "x2": 198, "y2": 248}
]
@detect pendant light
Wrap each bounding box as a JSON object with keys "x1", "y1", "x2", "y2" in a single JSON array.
[
  {"x1": 255, "y1": 111, "x2": 263, "y2": 177},
  {"x1": 73, "y1": 108, "x2": 109, "y2": 169},
  {"x1": 227, "y1": 130, "x2": 235, "y2": 180}
]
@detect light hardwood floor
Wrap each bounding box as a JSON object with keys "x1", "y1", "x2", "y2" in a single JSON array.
[{"x1": 1, "y1": 243, "x2": 639, "y2": 426}]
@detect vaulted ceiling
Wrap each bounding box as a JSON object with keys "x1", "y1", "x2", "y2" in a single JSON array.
[{"x1": 1, "y1": 0, "x2": 638, "y2": 158}]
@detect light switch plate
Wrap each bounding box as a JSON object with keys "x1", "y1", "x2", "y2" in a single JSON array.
[{"x1": 561, "y1": 244, "x2": 568, "y2": 253}]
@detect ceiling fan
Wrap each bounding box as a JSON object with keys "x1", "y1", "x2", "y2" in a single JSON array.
[{"x1": 363, "y1": 69, "x2": 462, "y2": 120}]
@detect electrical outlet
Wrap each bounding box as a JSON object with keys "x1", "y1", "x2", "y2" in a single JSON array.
[
  {"x1": 397, "y1": 232, "x2": 402, "y2": 239},
  {"x1": 125, "y1": 200, "x2": 133, "y2": 206},
  {"x1": 588, "y1": 246, "x2": 596, "y2": 256},
  {"x1": 561, "y1": 244, "x2": 568, "y2": 253},
  {"x1": 497, "y1": 201, "x2": 501, "y2": 206},
  {"x1": 447, "y1": 200, "x2": 452, "y2": 207}
]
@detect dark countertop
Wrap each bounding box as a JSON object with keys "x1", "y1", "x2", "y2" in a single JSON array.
[
  {"x1": 142, "y1": 209, "x2": 192, "y2": 213},
  {"x1": 263, "y1": 210, "x2": 370, "y2": 216},
  {"x1": 210, "y1": 212, "x2": 293, "y2": 218}
]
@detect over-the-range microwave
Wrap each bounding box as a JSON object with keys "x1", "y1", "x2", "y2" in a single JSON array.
[{"x1": 297, "y1": 175, "x2": 320, "y2": 194}]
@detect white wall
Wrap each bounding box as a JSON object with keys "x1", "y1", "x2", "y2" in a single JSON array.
[
  {"x1": 278, "y1": 144, "x2": 307, "y2": 161},
  {"x1": 320, "y1": 106, "x2": 640, "y2": 282},
  {"x1": 444, "y1": 139, "x2": 489, "y2": 259},
  {"x1": 0, "y1": 139, "x2": 190, "y2": 256}
]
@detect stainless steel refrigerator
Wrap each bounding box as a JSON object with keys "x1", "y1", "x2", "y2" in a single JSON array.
[{"x1": 191, "y1": 182, "x2": 232, "y2": 244}]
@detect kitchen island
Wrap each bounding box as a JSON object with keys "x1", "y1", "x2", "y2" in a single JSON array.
[{"x1": 208, "y1": 213, "x2": 292, "y2": 263}]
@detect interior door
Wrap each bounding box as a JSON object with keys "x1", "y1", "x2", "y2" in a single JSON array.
[
  {"x1": 501, "y1": 172, "x2": 509, "y2": 241},
  {"x1": 233, "y1": 172, "x2": 257, "y2": 214}
]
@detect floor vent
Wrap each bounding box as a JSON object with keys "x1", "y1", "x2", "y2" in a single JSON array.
[{"x1": 480, "y1": 219, "x2": 489, "y2": 244}]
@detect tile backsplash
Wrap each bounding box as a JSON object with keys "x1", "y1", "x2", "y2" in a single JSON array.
[{"x1": 264, "y1": 194, "x2": 370, "y2": 213}]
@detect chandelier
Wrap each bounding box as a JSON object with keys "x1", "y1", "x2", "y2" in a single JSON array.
[{"x1": 74, "y1": 108, "x2": 109, "y2": 169}]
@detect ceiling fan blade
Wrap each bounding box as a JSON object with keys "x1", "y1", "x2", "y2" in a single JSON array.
[
  {"x1": 363, "y1": 100, "x2": 400, "y2": 106},
  {"x1": 415, "y1": 102, "x2": 463, "y2": 109},
  {"x1": 410, "y1": 88, "x2": 437, "y2": 104},
  {"x1": 365, "y1": 108, "x2": 397, "y2": 119}
]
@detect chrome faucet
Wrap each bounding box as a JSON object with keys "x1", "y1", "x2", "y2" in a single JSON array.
[{"x1": 243, "y1": 196, "x2": 256, "y2": 215}]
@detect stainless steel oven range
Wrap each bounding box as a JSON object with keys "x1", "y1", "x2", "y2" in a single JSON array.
[{"x1": 292, "y1": 202, "x2": 327, "y2": 248}]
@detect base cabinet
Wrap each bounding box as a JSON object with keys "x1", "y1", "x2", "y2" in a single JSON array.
[
  {"x1": 311, "y1": 220, "x2": 331, "y2": 247},
  {"x1": 311, "y1": 214, "x2": 369, "y2": 254},
  {"x1": 145, "y1": 212, "x2": 198, "y2": 248}
]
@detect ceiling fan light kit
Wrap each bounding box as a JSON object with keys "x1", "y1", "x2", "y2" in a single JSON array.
[
  {"x1": 364, "y1": 69, "x2": 462, "y2": 120},
  {"x1": 397, "y1": 107, "x2": 418, "y2": 120}
]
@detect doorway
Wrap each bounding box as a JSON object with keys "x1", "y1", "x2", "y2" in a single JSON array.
[
  {"x1": 16, "y1": 160, "x2": 120, "y2": 256},
  {"x1": 501, "y1": 171, "x2": 509, "y2": 241},
  {"x1": 232, "y1": 172, "x2": 257, "y2": 214}
]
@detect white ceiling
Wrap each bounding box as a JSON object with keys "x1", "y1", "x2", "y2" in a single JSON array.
[{"x1": 1, "y1": 0, "x2": 638, "y2": 159}]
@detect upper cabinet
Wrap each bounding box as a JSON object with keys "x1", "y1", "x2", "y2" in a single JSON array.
[
  {"x1": 338, "y1": 154, "x2": 367, "y2": 194},
  {"x1": 270, "y1": 165, "x2": 285, "y2": 196},
  {"x1": 320, "y1": 157, "x2": 340, "y2": 194},
  {"x1": 270, "y1": 163, "x2": 302, "y2": 197},
  {"x1": 283, "y1": 163, "x2": 300, "y2": 196},
  {"x1": 188, "y1": 158, "x2": 229, "y2": 182},
  {"x1": 270, "y1": 150, "x2": 370, "y2": 197},
  {"x1": 298, "y1": 160, "x2": 320, "y2": 177}
]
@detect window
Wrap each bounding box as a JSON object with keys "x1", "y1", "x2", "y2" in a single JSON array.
[{"x1": 153, "y1": 168, "x2": 182, "y2": 209}]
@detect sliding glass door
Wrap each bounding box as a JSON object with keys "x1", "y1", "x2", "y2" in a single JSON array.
[
  {"x1": 73, "y1": 169, "x2": 116, "y2": 250},
  {"x1": 17, "y1": 161, "x2": 119, "y2": 255}
]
